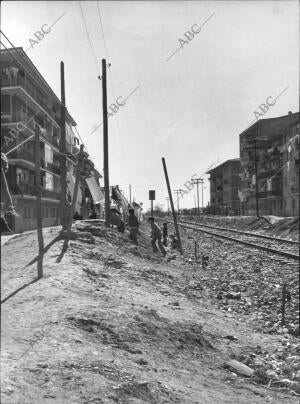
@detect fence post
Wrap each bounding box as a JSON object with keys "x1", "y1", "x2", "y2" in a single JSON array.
[{"x1": 281, "y1": 283, "x2": 287, "y2": 326}]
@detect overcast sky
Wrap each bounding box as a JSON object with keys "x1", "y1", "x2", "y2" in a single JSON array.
[{"x1": 2, "y1": 0, "x2": 299, "y2": 210}]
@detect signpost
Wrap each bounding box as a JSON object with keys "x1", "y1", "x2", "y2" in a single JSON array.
[{"x1": 149, "y1": 190, "x2": 155, "y2": 216}]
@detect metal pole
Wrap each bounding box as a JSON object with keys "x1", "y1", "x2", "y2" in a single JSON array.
[
  {"x1": 35, "y1": 126, "x2": 44, "y2": 279},
  {"x1": 162, "y1": 158, "x2": 183, "y2": 254},
  {"x1": 129, "y1": 184, "x2": 132, "y2": 205},
  {"x1": 151, "y1": 200, "x2": 153, "y2": 216},
  {"x1": 102, "y1": 59, "x2": 110, "y2": 227},
  {"x1": 59, "y1": 61, "x2": 67, "y2": 230},
  {"x1": 174, "y1": 190, "x2": 181, "y2": 215}
]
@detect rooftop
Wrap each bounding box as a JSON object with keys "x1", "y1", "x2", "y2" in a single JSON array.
[
  {"x1": 206, "y1": 158, "x2": 240, "y2": 174},
  {"x1": 1, "y1": 47, "x2": 77, "y2": 126}
]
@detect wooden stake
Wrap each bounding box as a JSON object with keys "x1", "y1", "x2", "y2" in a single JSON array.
[
  {"x1": 102, "y1": 59, "x2": 110, "y2": 227},
  {"x1": 66, "y1": 145, "x2": 84, "y2": 234},
  {"x1": 161, "y1": 157, "x2": 183, "y2": 254},
  {"x1": 35, "y1": 126, "x2": 44, "y2": 279},
  {"x1": 59, "y1": 61, "x2": 67, "y2": 230},
  {"x1": 281, "y1": 283, "x2": 287, "y2": 326}
]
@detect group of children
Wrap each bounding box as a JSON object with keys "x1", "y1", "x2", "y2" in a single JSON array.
[
  {"x1": 125, "y1": 209, "x2": 178, "y2": 256},
  {"x1": 73, "y1": 206, "x2": 178, "y2": 257}
]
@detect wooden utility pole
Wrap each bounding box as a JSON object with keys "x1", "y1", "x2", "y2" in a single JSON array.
[
  {"x1": 162, "y1": 158, "x2": 182, "y2": 254},
  {"x1": 67, "y1": 144, "x2": 84, "y2": 234},
  {"x1": 174, "y1": 189, "x2": 182, "y2": 215},
  {"x1": 59, "y1": 61, "x2": 67, "y2": 229},
  {"x1": 192, "y1": 177, "x2": 202, "y2": 216},
  {"x1": 35, "y1": 126, "x2": 44, "y2": 279},
  {"x1": 102, "y1": 59, "x2": 110, "y2": 227}
]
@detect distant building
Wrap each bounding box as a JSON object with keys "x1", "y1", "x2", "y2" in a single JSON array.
[
  {"x1": 1, "y1": 47, "x2": 103, "y2": 231},
  {"x1": 282, "y1": 120, "x2": 299, "y2": 216},
  {"x1": 239, "y1": 112, "x2": 299, "y2": 216},
  {"x1": 207, "y1": 159, "x2": 241, "y2": 215}
]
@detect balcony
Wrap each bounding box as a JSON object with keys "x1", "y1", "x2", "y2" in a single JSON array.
[
  {"x1": 9, "y1": 148, "x2": 35, "y2": 164},
  {"x1": 10, "y1": 182, "x2": 60, "y2": 200},
  {"x1": 2, "y1": 73, "x2": 56, "y2": 121},
  {"x1": 267, "y1": 190, "x2": 281, "y2": 197},
  {"x1": 257, "y1": 191, "x2": 267, "y2": 198},
  {"x1": 44, "y1": 162, "x2": 61, "y2": 175}
]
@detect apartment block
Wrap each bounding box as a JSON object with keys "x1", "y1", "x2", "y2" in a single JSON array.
[
  {"x1": 207, "y1": 159, "x2": 241, "y2": 215},
  {"x1": 1, "y1": 47, "x2": 103, "y2": 231},
  {"x1": 239, "y1": 112, "x2": 299, "y2": 216},
  {"x1": 282, "y1": 120, "x2": 299, "y2": 216}
]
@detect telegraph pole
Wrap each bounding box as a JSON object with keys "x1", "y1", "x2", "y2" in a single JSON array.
[
  {"x1": 162, "y1": 158, "x2": 182, "y2": 254},
  {"x1": 200, "y1": 178, "x2": 204, "y2": 213},
  {"x1": 129, "y1": 184, "x2": 132, "y2": 205},
  {"x1": 102, "y1": 59, "x2": 110, "y2": 227},
  {"x1": 59, "y1": 61, "x2": 67, "y2": 230},
  {"x1": 192, "y1": 177, "x2": 202, "y2": 216},
  {"x1": 174, "y1": 189, "x2": 182, "y2": 215}
]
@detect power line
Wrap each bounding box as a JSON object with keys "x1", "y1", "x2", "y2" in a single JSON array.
[
  {"x1": 78, "y1": 1, "x2": 100, "y2": 76},
  {"x1": 96, "y1": 1, "x2": 127, "y2": 168},
  {"x1": 96, "y1": 2, "x2": 109, "y2": 59}
]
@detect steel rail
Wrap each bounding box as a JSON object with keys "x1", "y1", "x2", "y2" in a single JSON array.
[
  {"x1": 180, "y1": 218, "x2": 299, "y2": 245},
  {"x1": 155, "y1": 217, "x2": 300, "y2": 261}
]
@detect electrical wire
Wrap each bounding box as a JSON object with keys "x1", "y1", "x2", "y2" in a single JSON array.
[
  {"x1": 96, "y1": 1, "x2": 128, "y2": 171},
  {"x1": 78, "y1": 1, "x2": 100, "y2": 76}
]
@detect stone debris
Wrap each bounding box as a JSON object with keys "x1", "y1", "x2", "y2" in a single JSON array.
[{"x1": 224, "y1": 360, "x2": 254, "y2": 377}]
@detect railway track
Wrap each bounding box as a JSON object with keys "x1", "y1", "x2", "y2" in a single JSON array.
[{"x1": 155, "y1": 217, "x2": 300, "y2": 261}]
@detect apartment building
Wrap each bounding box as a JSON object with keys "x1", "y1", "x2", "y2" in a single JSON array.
[
  {"x1": 0, "y1": 47, "x2": 102, "y2": 231},
  {"x1": 239, "y1": 112, "x2": 299, "y2": 216},
  {"x1": 207, "y1": 159, "x2": 241, "y2": 215},
  {"x1": 282, "y1": 120, "x2": 299, "y2": 216}
]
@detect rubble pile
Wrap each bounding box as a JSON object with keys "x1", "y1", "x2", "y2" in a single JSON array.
[
  {"x1": 232, "y1": 338, "x2": 300, "y2": 394},
  {"x1": 177, "y1": 226, "x2": 299, "y2": 335}
]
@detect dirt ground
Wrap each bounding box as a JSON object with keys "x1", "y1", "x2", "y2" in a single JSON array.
[{"x1": 1, "y1": 220, "x2": 299, "y2": 404}]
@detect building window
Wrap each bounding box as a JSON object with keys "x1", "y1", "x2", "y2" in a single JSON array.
[
  {"x1": 45, "y1": 172, "x2": 54, "y2": 190},
  {"x1": 50, "y1": 207, "x2": 56, "y2": 218},
  {"x1": 45, "y1": 143, "x2": 53, "y2": 166},
  {"x1": 1, "y1": 94, "x2": 11, "y2": 115},
  {"x1": 24, "y1": 206, "x2": 32, "y2": 219}
]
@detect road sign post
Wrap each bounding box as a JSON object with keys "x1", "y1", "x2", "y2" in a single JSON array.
[{"x1": 149, "y1": 190, "x2": 155, "y2": 216}]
